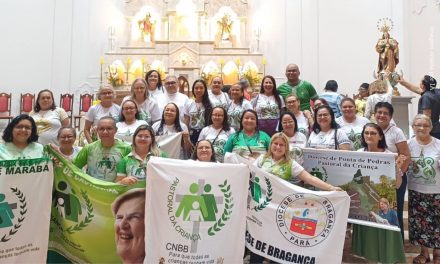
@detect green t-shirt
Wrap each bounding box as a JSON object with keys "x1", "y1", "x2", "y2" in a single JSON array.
[
  {"x1": 224, "y1": 131, "x2": 270, "y2": 159},
  {"x1": 73, "y1": 139, "x2": 131, "y2": 182},
  {"x1": 277, "y1": 80, "x2": 318, "y2": 111},
  {"x1": 116, "y1": 151, "x2": 168, "y2": 180},
  {"x1": 0, "y1": 142, "x2": 45, "y2": 160}
]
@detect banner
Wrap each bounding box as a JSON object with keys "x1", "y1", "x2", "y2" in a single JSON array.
[
  {"x1": 302, "y1": 148, "x2": 399, "y2": 231},
  {"x1": 157, "y1": 133, "x2": 182, "y2": 159},
  {"x1": 47, "y1": 147, "x2": 145, "y2": 263},
  {"x1": 0, "y1": 158, "x2": 53, "y2": 263},
  {"x1": 225, "y1": 153, "x2": 350, "y2": 264},
  {"x1": 145, "y1": 157, "x2": 249, "y2": 263}
]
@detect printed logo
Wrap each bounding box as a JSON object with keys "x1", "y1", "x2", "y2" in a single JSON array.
[
  {"x1": 249, "y1": 172, "x2": 272, "y2": 211},
  {"x1": 168, "y1": 178, "x2": 233, "y2": 253},
  {"x1": 276, "y1": 193, "x2": 335, "y2": 247},
  {"x1": 0, "y1": 188, "x2": 27, "y2": 242},
  {"x1": 52, "y1": 181, "x2": 94, "y2": 234}
]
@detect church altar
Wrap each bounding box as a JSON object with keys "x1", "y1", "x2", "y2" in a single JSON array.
[{"x1": 102, "y1": 0, "x2": 265, "y2": 100}]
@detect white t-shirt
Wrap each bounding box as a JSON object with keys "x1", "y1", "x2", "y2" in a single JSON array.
[
  {"x1": 227, "y1": 100, "x2": 252, "y2": 130},
  {"x1": 383, "y1": 124, "x2": 407, "y2": 153},
  {"x1": 287, "y1": 132, "x2": 307, "y2": 165},
  {"x1": 307, "y1": 129, "x2": 351, "y2": 150},
  {"x1": 116, "y1": 120, "x2": 149, "y2": 144},
  {"x1": 148, "y1": 87, "x2": 164, "y2": 99},
  {"x1": 295, "y1": 111, "x2": 310, "y2": 138},
  {"x1": 122, "y1": 96, "x2": 161, "y2": 124},
  {"x1": 336, "y1": 116, "x2": 369, "y2": 150},
  {"x1": 30, "y1": 107, "x2": 68, "y2": 145},
  {"x1": 365, "y1": 92, "x2": 392, "y2": 119},
  {"x1": 252, "y1": 94, "x2": 285, "y2": 120},
  {"x1": 254, "y1": 155, "x2": 304, "y2": 185},
  {"x1": 156, "y1": 92, "x2": 190, "y2": 121},
  {"x1": 60, "y1": 146, "x2": 82, "y2": 161},
  {"x1": 208, "y1": 91, "x2": 231, "y2": 110},
  {"x1": 152, "y1": 120, "x2": 188, "y2": 135},
  {"x1": 184, "y1": 99, "x2": 206, "y2": 130},
  {"x1": 407, "y1": 137, "x2": 440, "y2": 193},
  {"x1": 198, "y1": 125, "x2": 235, "y2": 162},
  {"x1": 85, "y1": 104, "x2": 120, "y2": 126}
]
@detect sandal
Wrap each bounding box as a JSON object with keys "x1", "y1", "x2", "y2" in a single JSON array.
[{"x1": 413, "y1": 254, "x2": 431, "y2": 264}]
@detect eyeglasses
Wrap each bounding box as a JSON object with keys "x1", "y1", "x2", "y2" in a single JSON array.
[
  {"x1": 286, "y1": 100, "x2": 297, "y2": 104},
  {"x1": 100, "y1": 91, "x2": 113, "y2": 96},
  {"x1": 363, "y1": 131, "x2": 378, "y2": 136},
  {"x1": 123, "y1": 107, "x2": 136, "y2": 111},
  {"x1": 14, "y1": 125, "x2": 32, "y2": 131},
  {"x1": 165, "y1": 81, "x2": 177, "y2": 85},
  {"x1": 413, "y1": 124, "x2": 431, "y2": 128}
]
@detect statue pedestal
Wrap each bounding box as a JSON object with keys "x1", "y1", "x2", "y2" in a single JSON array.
[{"x1": 391, "y1": 96, "x2": 415, "y2": 137}]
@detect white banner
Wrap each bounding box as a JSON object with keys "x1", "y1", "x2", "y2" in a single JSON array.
[
  {"x1": 225, "y1": 153, "x2": 350, "y2": 264},
  {"x1": 0, "y1": 158, "x2": 53, "y2": 263},
  {"x1": 157, "y1": 133, "x2": 182, "y2": 159},
  {"x1": 302, "y1": 148, "x2": 399, "y2": 231},
  {"x1": 145, "y1": 157, "x2": 249, "y2": 264}
]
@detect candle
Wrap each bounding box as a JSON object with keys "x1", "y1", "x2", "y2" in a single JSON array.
[
  {"x1": 219, "y1": 58, "x2": 224, "y2": 65},
  {"x1": 127, "y1": 57, "x2": 132, "y2": 66},
  {"x1": 100, "y1": 57, "x2": 105, "y2": 65},
  {"x1": 141, "y1": 58, "x2": 145, "y2": 65},
  {"x1": 262, "y1": 57, "x2": 266, "y2": 65},
  {"x1": 235, "y1": 58, "x2": 241, "y2": 66}
]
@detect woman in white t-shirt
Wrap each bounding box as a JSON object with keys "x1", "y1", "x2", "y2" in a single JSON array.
[
  {"x1": 407, "y1": 114, "x2": 440, "y2": 263},
  {"x1": 56, "y1": 127, "x2": 81, "y2": 160},
  {"x1": 277, "y1": 111, "x2": 307, "y2": 164},
  {"x1": 365, "y1": 79, "x2": 392, "y2": 120},
  {"x1": 336, "y1": 98, "x2": 369, "y2": 150},
  {"x1": 307, "y1": 105, "x2": 351, "y2": 150},
  {"x1": 285, "y1": 94, "x2": 313, "y2": 137},
  {"x1": 145, "y1": 69, "x2": 164, "y2": 99},
  {"x1": 84, "y1": 85, "x2": 120, "y2": 143},
  {"x1": 30, "y1": 89, "x2": 69, "y2": 145},
  {"x1": 184, "y1": 79, "x2": 213, "y2": 144},
  {"x1": 123, "y1": 78, "x2": 160, "y2": 125},
  {"x1": 373, "y1": 101, "x2": 410, "y2": 240},
  {"x1": 252, "y1": 75, "x2": 285, "y2": 136},
  {"x1": 198, "y1": 106, "x2": 235, "y2": 162},
  {"x1": 228, "y1": 82, "x2": 252, "y2": 131},
  {"x1": 191, "y1": 140, "x2": 217, "y2": 162},
  {"x1": 208, "y1": 76, "x2": 230, "y2": 110},
  {"x1": 351, "y1": 122, "x2": 406, "y2": 263},
  {"x1": 116, "y1": 100, "x2": 148, "y2": 144},
  {"x1": 152, "y1": 102, "x2": 191, "y2": 159}
]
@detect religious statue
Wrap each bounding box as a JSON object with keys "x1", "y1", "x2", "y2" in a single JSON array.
[
  {"x1": 375, "y1": 18, "x2": 401, "y2": 96},
  {"x1": 138, "y1": 12, "x2": 155, "y2": 43},
  {"x1": 214, "y1": 10, "x2": 237, "y2": 47}
]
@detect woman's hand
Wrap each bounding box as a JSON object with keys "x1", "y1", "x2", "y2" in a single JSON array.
[
  {"x1": 181, "y1": 131, "x2": 193, "y2": 152},
  {"x1": 395, "y1": 154, "x2": 407, "y2": 171},
  {"x1": 118, "y1": 176, "x2": 138, "y2": 185},
  {"x1": 329, "y1": 186, "x2": 343, "y2": 191}
]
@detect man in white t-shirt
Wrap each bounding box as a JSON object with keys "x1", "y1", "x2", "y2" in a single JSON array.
[{"x1": 156, "y1": 75, "x2": 189, "y2": 121}]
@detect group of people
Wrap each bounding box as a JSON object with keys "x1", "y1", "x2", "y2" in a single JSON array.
[{"x1": 1, "y1": 64, "x2": 439, "y2": 264}]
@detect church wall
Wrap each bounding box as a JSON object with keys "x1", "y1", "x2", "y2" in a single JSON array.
[{"x1": 0, "y1": 0, "x2": 439, "y2": 127}]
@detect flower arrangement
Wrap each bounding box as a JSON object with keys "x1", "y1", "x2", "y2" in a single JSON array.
[
  {"x1": 241, "y1": 61, "x2": 261, "y2": 88},
  {"x1": 107, "y1": 60, "x2": 126, "y2": 87},
  {"x1": 201, "y1": 61, "x2": 220, "y2": 84},
  {"x1": 149, "y1": 60, "x2": 166, "y2": 81}
]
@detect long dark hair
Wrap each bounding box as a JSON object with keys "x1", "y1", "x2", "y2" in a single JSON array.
[
  {"x1": 156, "y1": 103, "x2": 183, "y2": 135},
  {"x1": 192, "y1": 79, "x2": 212, "y2": 127},
  {"x1": 34, "y1": 89, "x2": 56, "y2": 112},
  {"x1": 361, "y1": 123, "x2": 387, "y2": 149},
  {"x1": 191, "y1": 140, "x2": 217, "y2": 162},
  {"x1": 145, "y1": 70, "x2": 163, "y2": 91},
  {"x1": 312, "y1": 105, "x2": 338, "y2": 133},
  {"x1": 277, "y1": 111, "x2": 298, "y2": 133},
  {"x1": 2, "y1": 114, "x2": 39, "y2": 143},
  {"x1": 235, "y1": 82, "x2": 246, "y2": 105},
  {"x1": 208, "y1": 106, "x2": 231, "y2": 132},
  {"x1": 132, "y1": 125, "x2": 161, "y2": 156},
  {"x1": 237, "y1": 109, "x2": 259, "y2": 134},
  {"x1": 260, "y1": 75, "x2": 282, "y2": 110}
]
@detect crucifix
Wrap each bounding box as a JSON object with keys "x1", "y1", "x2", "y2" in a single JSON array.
[{"x1": 175, "y1": 179, "x2": 223, "y2": 253}]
